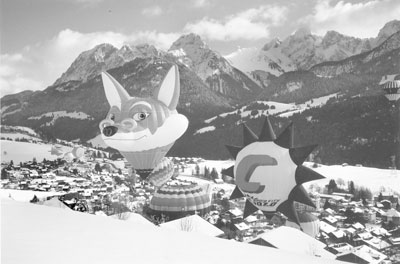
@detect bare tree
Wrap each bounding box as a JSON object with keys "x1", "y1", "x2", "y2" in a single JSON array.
[{"x1": 180, "y1": 217, "x2": 194, "y2": 232}]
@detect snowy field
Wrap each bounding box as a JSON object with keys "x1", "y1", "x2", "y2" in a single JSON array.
[
  {"x1": 1, "y1": 199, "x2": 341, "y2": 264},
  {"x1": 1, "y1": 140, "x2": 72, "y2": 163},
  {"x1": 303, "y1": 163, "x2": 400, "y2": 193},
  {"x1": 1, "y1": 133, "x2": 42, "y2": 141},
  {"x1": 0, "y1": 189, "x2": 65, "y2": 202},
  {"x1": 178, "y1": 159, "x2": 399, "y2": 194}
]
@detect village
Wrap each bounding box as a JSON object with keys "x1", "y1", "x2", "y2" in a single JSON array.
[{"x1": 1, "y1": 147, "x2": 400, "y2": 264}]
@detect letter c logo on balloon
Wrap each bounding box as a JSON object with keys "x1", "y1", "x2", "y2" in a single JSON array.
[{"x1": 235, "y1": 154, "x2": 278, "y2": 193}]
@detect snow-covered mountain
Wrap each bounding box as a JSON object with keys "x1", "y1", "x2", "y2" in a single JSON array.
[
  {"x1": 225, "y1": 44, "x2": 296, "y2": 77},
  {"x1": 226, "y1": 20, "x2": 400, "y2": 77},
  {"x1": 168, "y1": 33, "x2": 262, "y2": 98},
  {"x1": 169, "y1": 33, "x2": 234, "y2": 81},
  {"x1": 54, "y1": 43, "x2": 162, "y2": 85}
]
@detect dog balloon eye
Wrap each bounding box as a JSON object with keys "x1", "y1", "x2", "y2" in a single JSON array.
[
  {"x1": 133, "y1": 112, "x2": 150, "y2": 121},
  {"x1": 109, "y1": 113, "x2": 115, "y2": 121}
]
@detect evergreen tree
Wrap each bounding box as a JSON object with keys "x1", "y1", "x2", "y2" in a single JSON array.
[
  {"x1": 118, "y1": 168, "x2": 122, "y2": 175},
  {"x1": 323, "y1": 199, "x2": 332, "y2": 210},
  {"x1": 210, "y1": 168, "x2": 218, "y2": 180},
  {"x1": 32, "y1": 157, "x2": 37, "y2": 165},
  {"x1": 378, "y1": 192, "x2": 383, "y2": 202},
  {"x1": 95, "y1": 163, "x2": 102, "y2": 173},
  {"x1": 30, "y1": 195, "x2": 39, "y2": 203},
  {"x1": 327, "y1": 179, "x2": 337, "y2": 193},
  {"x1": 204, "y1": 166, "x2": 210, "y2": 179},
  {"x1": 1, "y1": 168, "x2": 8, "y2": 179},
  {"x1": 195, "y1": 164, "x2": 200, "y2": 176},
  {"x1": 348, "y1": 181, "x2": 355, "y2": 195},
  {"x1": 9, "y1": 160, "x2": 14, "y2": 167}
]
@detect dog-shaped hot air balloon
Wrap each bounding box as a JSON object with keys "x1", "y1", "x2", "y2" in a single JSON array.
[{"x1": 99, "y1": 65, "x2": 188, "y2": 180}]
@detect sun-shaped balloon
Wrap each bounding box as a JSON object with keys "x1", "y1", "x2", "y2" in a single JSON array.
[{"x1": 222, "y1": 116, "x2": 325, "y2": 225}]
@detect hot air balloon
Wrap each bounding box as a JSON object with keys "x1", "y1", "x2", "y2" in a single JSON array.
[
  {"x1": 148, "y1": 180, "x2": 211, "y2": 221},
  {"x1": 99, "y1": 65, "x2": 188, "y2": 181},
  {"x1": 381, "y1": 79, "x2": 400, "y2": 102},
  {"x1": 71, "y1": 146, "x2": 85, "y2": 159},
  {"x1": 50, "y1": 145, "x2": 64, "y2": 156},
  {"x1": 286, "y1": 211, "x2": 320, "y2": 238},
  {"x1": 63, "y1": 152, "x2": 74, "y2": 163},
  {"x1": 222, "y1": 116, "x2": 325, "y2": 225},
  {"x1": 147, "y1": 158, "x2": 175, "y2": 188}
]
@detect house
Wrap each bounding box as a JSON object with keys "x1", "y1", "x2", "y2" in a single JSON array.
[
  {"x1": 330, "y1": 229, "x2": 346, "y2": 242},
  {"x1": 361, "y1": 236, "x2": 391, "y2": 251},
  {"x1": 323, "y1": 215, "x2": 338, "y2": 226},
  {"x1": 326, "y1": 243, "x2": 354, "y2": 255},
  {"x1": 336, "y1": 245, "x2": 388, "y2": 264},
  {"x1": 247, "y1": 226, "x2": 336, "y2": 259},
  {"x1": 382, "y1": 209, "x2": 400, "y2": 226},
  {"x1": 352, "y1": 222, "x2": 365, "y2": 231},
  {"x1": 320, "y1": 221, "x2": 337, "y2": 234}
]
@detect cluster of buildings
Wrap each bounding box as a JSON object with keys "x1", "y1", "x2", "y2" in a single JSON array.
[{"x1": 2, "y1": 155, "x2": 400, "y2": 264}]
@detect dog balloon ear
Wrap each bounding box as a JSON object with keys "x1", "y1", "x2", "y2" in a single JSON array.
[
  {"x1": 153, "y1": 65, "x2": 180, "y2": 110},
  {"x1": 101, "y1": 72, "x2": 131, "y2": 109}
]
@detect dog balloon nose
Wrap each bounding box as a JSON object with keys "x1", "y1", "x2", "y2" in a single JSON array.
[{"x1": 103, "y1": 126, "x2": 118, "y2": 137}]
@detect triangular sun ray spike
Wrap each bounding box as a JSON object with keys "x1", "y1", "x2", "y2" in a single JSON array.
[
  {"x1": 225, "y1": 145, "x2": 243, "y2": 159},
  {"x1": 289, "y1": 144, "x2": 318, "y2": 165},
  {"x1": 243, "y1": 199, "x2": 259, "y2": 219},
  {"x1": 289, "y1": 185, "x2": 316, "y2": 208},
  {"x1": 274, "y1": 122, "x2": 294, "y2": 149},
  {"x1": 277, "y1": 200, "x2": 300, "y2": 225},
  {"x1": 242, "y1": 123, "x2": 259, "y2": 146},
  {"x1": 221, "y1": 165, "x2": 234, "y2": 178},
  {"x1": 259, "y1": 116, "x2": 276, "y2": 141},
  {"x1": 229, "y1": 186, "x2": 246, "y2": 200},
  {"x1": 295, "y1": 165, "x2": 325, "y2": 185}
]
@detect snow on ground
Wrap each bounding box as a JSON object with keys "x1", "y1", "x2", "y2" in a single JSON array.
[
  {"x1": 1, "y1": 125, "x2": 38, "y2": 136},
  {"x1": 279, "y1": 93, "x2": 338, "y2": 118},
  {"x1": 194, "y1": 126, "x2": 216, "y2": 135},
  {"x1": 224, "y1": 47, "x2": 296, "y2": 77},
  {"x1": 87, "y1": 134, "x2": 108, "y2": 148},
  {"x1": 203, "y1": 101, "x2": 295, "y2": 127},
  {"x1": 0, "y1": 140, "x2": 72, "y2": 163},
  {"x1": 178, "y1": 159, "x2": 398, "y2": 194},
  {"x1": 201, "y1": 94, "x2": 339, "y2": 133},
  {"x1": 0, "y1": 189, "x2": 65, "y2": 202},
  {"x1": 1, "y1": 133, "x2": 42, "y2": 141},
  {"x1": 177, "y1": 159, "x2": 236, "y2": 194},
  {"x1": 1, "y1": 108, "x2": 21, "y2": 117},
  {"x1": 2, "y1": 199, "x2": 341, "y2": 264},
  {"x1": 28, "y1": 111, "x2": 94, "y2": 126},
  {"x1": 303, "y1": 162, "x2": 400, "y2": 193}
]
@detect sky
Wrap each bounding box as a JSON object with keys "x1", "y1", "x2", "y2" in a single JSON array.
[{"x1": 1, "y1": 0, "x2": 400, "y2": 96}]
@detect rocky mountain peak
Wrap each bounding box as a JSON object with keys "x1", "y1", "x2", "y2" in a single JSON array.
[
  {"x1": 169, "y1": 33, "x2": 208, "y2": 52},
  {"x1": 292, "y1": 27, "x2": 312, "y2": 39},
  {"x1": 54, "y1": 43, "x2": 118, "y2": 85},
  {"x1": 375, "y1": 20, "x2": 400, "y2": 46},
  {"x1": 262, "y1": 38, "x2": 282, "y2": 51}
]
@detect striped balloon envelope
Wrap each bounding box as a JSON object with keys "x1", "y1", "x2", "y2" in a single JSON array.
[
  {"x1": 149, "y1": 180, "x2": 211, "y2": 220},
  {"x1": 382, "y1": 80, "x2": 400, "y2": 101},
  {"x1": 286, "y1": 212, "x2": 320, "y2": 238},
  {"x1": 147, "y1": 158, "x2": 175, "y2": 188}
]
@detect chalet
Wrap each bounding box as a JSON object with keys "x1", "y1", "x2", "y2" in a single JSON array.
[
  {"x1": 247, "y1": 226, "x2": 335, "y2": 259},
  {"x1": 382, "y1": 209, "x2": 400, "y2": 226},
  {"x1": 336, "y1": 245, "x2": 388, "y2": 264},
  {"x1": 326, "y1": 243, "x2": 354, "y2": 255}
]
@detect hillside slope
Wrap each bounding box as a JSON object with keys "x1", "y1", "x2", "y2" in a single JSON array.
[{"x1": 2, "y1": 199, "x2": 341, "y2": 264}]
